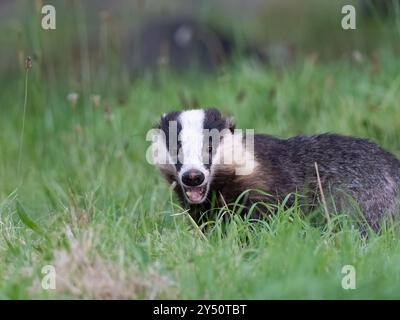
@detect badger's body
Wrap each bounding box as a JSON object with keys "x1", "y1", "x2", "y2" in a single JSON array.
[{"x1": 152, "y1": 108, "x2": 400, "y2": 230}]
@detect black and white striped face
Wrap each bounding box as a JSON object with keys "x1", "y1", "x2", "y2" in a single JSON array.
[{"x1": 157, "y1": 108, "x2": 234, "y2": 204}]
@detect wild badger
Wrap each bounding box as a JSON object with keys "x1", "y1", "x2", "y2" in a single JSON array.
[{"x1": 150, "y1": 108, "x2": 400, "y2": 230}]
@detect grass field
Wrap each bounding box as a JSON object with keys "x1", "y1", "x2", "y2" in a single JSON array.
[{"x1": 1, "y1": 1, "x2": 400, "y2": 300}]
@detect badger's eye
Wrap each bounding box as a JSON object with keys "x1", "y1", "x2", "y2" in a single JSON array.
[{"x1": 208, "y1": 144, "x2": 213, "y2": 153}]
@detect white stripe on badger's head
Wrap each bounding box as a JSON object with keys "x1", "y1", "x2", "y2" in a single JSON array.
[
  {"x1": 155, "y1": 108, "x2": 236, "y2": 204},
  {"x1": 178, "y1": 109, "x2": 208, "y2": 180}
]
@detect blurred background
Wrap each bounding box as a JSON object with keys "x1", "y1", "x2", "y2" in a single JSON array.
[{"x1": 1, "y1": 0, "x2": 399, "y2": 106}]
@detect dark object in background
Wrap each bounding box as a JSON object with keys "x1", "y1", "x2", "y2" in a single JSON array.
[
  {"x1": 360, "y1": 0, "x2": 400, "y2": 16},
  {"x1": 130, "y1": 16, "x2": 267, "y2": 74}
]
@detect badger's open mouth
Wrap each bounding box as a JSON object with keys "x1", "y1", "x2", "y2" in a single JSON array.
[{"x1": 183, "y1": 185, "x2": 208, "y2": 204}]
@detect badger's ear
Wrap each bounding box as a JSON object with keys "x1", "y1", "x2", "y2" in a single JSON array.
[
  {"x1": 156, "y1": 113, "x2": 167, "y2": 129},
  {"x1": 226, "y1": 116, "x2": 235, "y2": 133}
]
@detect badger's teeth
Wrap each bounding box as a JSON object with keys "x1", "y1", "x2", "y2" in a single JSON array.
[{"x1": 186, "y1": 191, "x2": 192, "y2": 197}]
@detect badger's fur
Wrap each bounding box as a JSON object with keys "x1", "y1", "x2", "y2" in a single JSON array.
[{"x1": 152, "y1": 108, "x2": 400, "y2": 230}]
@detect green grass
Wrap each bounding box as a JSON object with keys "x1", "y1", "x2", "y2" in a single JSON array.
[
  {"x1": 1, "y1": 1, "x2": 400, "y2": 299},
  {"x1": 1, "y1": 49, "x2": 400, "y2": 299}
]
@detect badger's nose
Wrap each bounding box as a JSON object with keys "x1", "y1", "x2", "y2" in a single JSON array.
[{"x1": 181, "y1": 169, "x2": 205, "y2": 187}]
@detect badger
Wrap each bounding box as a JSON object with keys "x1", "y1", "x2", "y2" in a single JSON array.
[{"x1": 150, "y1": 108, "x2": 400, "y2": 230}]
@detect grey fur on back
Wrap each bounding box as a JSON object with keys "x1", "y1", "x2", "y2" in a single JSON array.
[
  {"x1": 202, "y1": 133, "x2": 400, "y2": 230},
  {"x1": 249, "y1": 133, "x2": 400, "y2": 228}
]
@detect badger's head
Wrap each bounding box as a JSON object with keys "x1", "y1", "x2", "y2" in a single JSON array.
[{"x1": 152, "y1": 108, "x2": 235, "y2": 204}]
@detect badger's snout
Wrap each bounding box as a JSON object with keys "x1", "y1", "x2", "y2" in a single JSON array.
[
  {"x1": 179, "y1": 168, "x2": 210, "y2": 204},
  {"x1": 181, "y1": 169, "x2": 205, "y2": 187}
]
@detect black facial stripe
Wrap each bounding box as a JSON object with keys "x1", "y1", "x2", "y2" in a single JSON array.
[
  {"x1": 202, "y1": 132, "x2": 217, "y2": 169},
  {"x1": 159, "y1": 111, "x2": 182, "y2": 150},
  {"x1": 203, "y1": 108, "x2": 227, "y2": 131},
  {"x1": 203, "y1": 108, "x2": 229, "y2": 169},
  {"x1": 159, "y1": 111, "x2": 183, "y2": 172}
]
